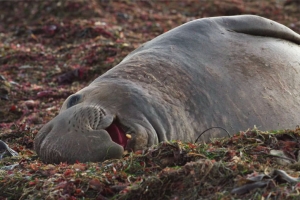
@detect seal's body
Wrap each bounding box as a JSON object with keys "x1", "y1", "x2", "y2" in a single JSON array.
[{"x1": 34, "y1": 15, "x2": 300, "y2": 163}]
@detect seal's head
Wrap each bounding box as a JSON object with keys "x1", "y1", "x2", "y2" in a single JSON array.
[{"x1": 34, "y1": 81, "x2": 160, "y2": 163}]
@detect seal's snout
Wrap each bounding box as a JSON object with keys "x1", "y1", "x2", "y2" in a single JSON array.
[
  {"x1": 68, "y1": 105, "x2": 110, "y2": 131},
  {"x1": 34, "y1": 105, "x2": 124, "y2": 163},
  {"x1": 66, "y1": 105, "x2": 130, "y2": 149}
]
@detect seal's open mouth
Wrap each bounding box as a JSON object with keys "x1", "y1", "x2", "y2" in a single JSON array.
[{"x1": 105, "y1": 121, "x2": 128, "y2": 148}]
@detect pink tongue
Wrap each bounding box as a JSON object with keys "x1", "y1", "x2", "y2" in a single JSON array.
[{"x1": 105, "y1": 122, "x2": 127, "y2": 148}]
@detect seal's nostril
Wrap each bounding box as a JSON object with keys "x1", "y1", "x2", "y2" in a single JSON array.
[
  {"x1": 48, "y1": 124, "x2": 54, "y2": 133},
  {"x1": 34, "y1": 123, "x2": 54, "y2": 154}
]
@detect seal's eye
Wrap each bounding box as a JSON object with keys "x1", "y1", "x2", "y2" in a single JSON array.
[{"x1": 67, "y1": 94, "x2": 81, "y2": 108}]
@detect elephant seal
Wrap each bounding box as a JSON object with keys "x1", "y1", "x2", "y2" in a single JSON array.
[{"x1": 34, "y1": 15, "x2": 300, "y2": 163}]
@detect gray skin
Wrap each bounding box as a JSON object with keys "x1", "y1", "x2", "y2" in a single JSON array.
[{"x1": 34, "y1": 15, "x2": 300, "y2": 164}]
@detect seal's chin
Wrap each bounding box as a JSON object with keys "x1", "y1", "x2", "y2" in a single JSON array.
[{"x1": 105, "y1": 121, "x2": 128, "y2": 148}]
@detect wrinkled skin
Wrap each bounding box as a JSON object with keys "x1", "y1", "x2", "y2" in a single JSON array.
[{"x1": 34, "y1": 15, "x2": 300, "y2": 163}]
